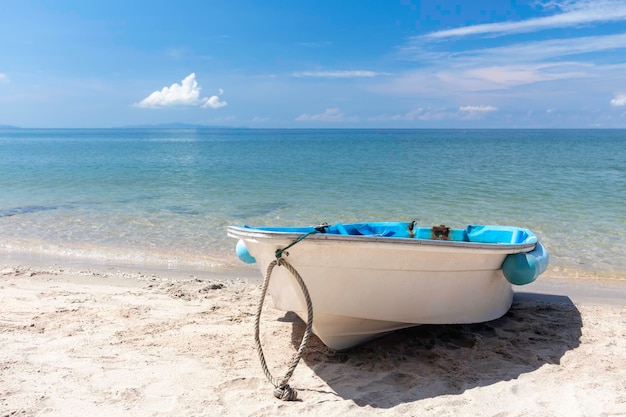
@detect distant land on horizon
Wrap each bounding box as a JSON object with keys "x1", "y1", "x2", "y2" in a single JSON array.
[{"x1": 0, "y1": 123, "x2": 241, "y2": 130}]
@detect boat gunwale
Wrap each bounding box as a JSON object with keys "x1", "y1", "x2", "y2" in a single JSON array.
[{"x1": 226, "y1": 226, "x2": 537, "y2": 252}]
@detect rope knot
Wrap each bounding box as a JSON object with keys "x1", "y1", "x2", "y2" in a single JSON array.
[{"x1": 273, "y1": 384, "x2": 298, "y2": 401}]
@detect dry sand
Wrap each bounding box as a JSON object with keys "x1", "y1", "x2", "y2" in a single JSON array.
[{"x1": 1, "y1": 264, "x2": 625, "y2": 417}]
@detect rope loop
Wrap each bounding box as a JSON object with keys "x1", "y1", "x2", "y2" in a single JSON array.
[{"x1": 254, "y1": 250, "x2": 314, "y2": 401}]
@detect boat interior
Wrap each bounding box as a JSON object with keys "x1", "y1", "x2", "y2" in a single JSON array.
[{"x1": 246, "y1": 222, "x2": 537, "y2": 245}]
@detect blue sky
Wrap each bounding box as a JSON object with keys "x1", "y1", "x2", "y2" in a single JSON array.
[{"x1": 1, "y1": 0, "x2": 626, "y2": 128}]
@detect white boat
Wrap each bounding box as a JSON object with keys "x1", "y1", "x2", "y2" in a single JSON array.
[{"x1": 228, "y1": 222, "x2": 548, "y2": 350}]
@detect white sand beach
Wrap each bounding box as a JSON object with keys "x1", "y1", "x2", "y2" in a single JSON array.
[{"x1": 1, "y1": 263, "x2": 625, "y2": 417}]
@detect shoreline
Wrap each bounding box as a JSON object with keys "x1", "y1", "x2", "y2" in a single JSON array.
[
  {"x1": 3, "y1": 246, "x2": 626, "y2": 282},
  {"x1": 3, "y1": 249, "x2": 626, "y2": 309},
  {"x1": 2, "y1": 256, "x2": 625, "y2": 416}
]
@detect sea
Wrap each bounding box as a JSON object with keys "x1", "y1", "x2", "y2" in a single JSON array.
[{"x1": 1, "y1": 128, "x2": 624, "y2": 279}]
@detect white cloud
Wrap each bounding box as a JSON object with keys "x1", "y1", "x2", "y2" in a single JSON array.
[
  {"x1": 403, "y1": 33, "x2": 626, "y2": 68},
  {"x1": 0, "y1": 73, "x2": 7, "y2": 83},
  {"x1": 394, "y1": 29, "x2": 626, "y2": 96},
  {"x1": 440, "y1": 63, "x2": 588, "y2": 91},
  {"x1": 464, "y1": 34, "x2": 626, "y2": 65},
  {"x1": 369, "y1": 107, "x2": 455, "y2": 121},
  {"x1": 424, "y1": 0, "x2": 626, "y2": 39},
  {"x1": 370, "y1": 106, "x2": 499, "y2": 122},
  {"x1": 202, "y1": 94, "x2": 228, "y2": 109},
  {"x1": 135, "y1": 73, "x2": 227, "y2": 109},
  {"x1": 396, "y1": 2, "x2": 626, "y2": 94},
  {"x1": 459, "y1": 105, "x2": 498, "y2": 113},
  {"x1": 377, "y1": 62, "x2": 588, "y2": 96},
  {"x1": 610, "y1": 93, "x2": 626, "y2": 106},
  {"x1": 391, "y1": 32, "x2": 625, "y2": 94},
  {"x1": 292, "y1": 70, "x2": 385, "y2": 78},
  {"x1": 459, "y1": 105, "x2": 499, "y2": 120},
  {"x1": 295, "y1": 108, "x2": 357, "y2": 122}
]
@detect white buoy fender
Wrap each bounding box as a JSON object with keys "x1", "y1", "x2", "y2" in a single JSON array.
[
  {"x1": 502, "y1": 242, "x2": 549, "y2": 285},
  {"x1": 236, "y1": 239, "x2": 256, "y2": 264}
]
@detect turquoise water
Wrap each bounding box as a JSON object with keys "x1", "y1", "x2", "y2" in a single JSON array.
[{"x1": 1, "y1": 128, "x2": 624, "y2": 278}]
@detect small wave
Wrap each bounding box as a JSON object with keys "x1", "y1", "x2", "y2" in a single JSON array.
[{"x1": 0, "y1": 205, "x2": 61, "y2": 218}]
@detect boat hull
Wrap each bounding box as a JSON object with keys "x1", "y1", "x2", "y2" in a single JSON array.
[{"x1": 228, "y1": 225, "x2": 538, "y2": 350}]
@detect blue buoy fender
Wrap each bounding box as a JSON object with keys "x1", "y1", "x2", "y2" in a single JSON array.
[
  {"x1": 235, "y1": 239, "x2": 256, "y2": 264},
  {"x1": 502, "y1": 242, "x2": 549, "y2": 285}
]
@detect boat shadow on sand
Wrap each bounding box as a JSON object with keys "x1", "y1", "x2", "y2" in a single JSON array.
[{"x1": 285, "y1": 293, "x2": 582, "y2": 408}]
